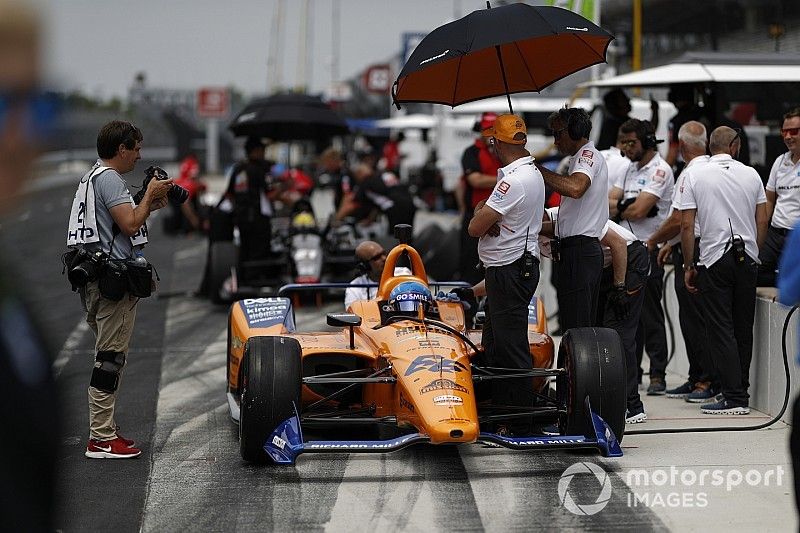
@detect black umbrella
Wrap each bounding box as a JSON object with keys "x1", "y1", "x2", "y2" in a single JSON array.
[
  {"x1": 228, "y1": 92, "x2": 349, "y2": 141},
  {"x1": 392, "y1": 3, "x2": 614, "y2": 113}
]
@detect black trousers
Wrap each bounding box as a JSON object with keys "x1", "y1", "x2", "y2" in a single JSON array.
[
  {"x1": 482, "y1": 257, "x2": 539, "y2": 430},
  {"x1": 697, "y1": 250, "x2": 757, "y2": 406},
  {"x1": 556, "y1": 236, "x2": 603, "y2": 332},
  {"x1": 757, "y1": 225, "x2": 789, "y2": 287},
  {"x1": 603, "y1": 241, "x2": 649, "y2": 413},
  {"x1": 672, "y1": 242, "x2": 713, "y2": 385},
  {"x1": 635, "y1": 248, "x2": 668, "y2": 380}
]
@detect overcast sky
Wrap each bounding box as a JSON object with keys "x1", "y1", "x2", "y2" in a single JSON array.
[{"x1": 30, "y1": 0, "x2": 486, "y2": 100}]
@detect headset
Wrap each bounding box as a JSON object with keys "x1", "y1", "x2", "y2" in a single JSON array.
[
  {"x1": 559, "y1": 107, "x2": 592, "y2": 141},
  {"x1": 356, "y1": 255, "x2": 371, "y2": 275},
  {"x1": 625, "y1": 118, "x2": 660, "y2": 150},
  {"x1": 642, "y1": 127, "x2": 664, "y2": 150}
]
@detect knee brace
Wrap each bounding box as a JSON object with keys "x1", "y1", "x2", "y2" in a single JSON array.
[{"x1": 90, "y1": 350, "x2": 126, "y2": 393}]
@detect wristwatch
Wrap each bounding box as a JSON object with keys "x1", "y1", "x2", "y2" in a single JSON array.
[
  {"x1": 682, "y1": 264, "x2": 696, "y2": 272},
  {"x1": 613, "y1": 281, "x2": 625, "y2": 289}
]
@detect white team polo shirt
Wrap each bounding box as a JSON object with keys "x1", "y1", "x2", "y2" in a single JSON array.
[
  {"x1": 614, "y1": 152, "x2": 674, "y2": 242},
  {"x1": 479, "y1": 155, "x2": 544, "y2": 267},
  {"x1": 669, "y1": 155, "x2": 710, "y2": 245},
  {"x1": 599, "y1": 220, "x2": 638, "y2": 267},
  {"x1": 601, "y1": 147, "x2": 629, "y2": 196},
  {"x1": 601, "y1": 220, "x2": 637, "y2": 244},
  {"x1": 680, "y1": 154, "x2": 767, "y2": 268},
  {"x1": 766, "y1": 151, "x2": 800, "y2": 230},
  {"x1": 558, "y1": 141, "x2": 608, "y2": 238}
]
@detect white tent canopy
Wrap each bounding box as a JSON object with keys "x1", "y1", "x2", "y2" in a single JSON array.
[
  {"x1": 454, "y1": 96, "x2": 597, "y2": 114},
  {"x1": 581, "y1": 52, "x2": 800, "y2": 88},
  {"x1": 374, "y1": 114, "x2": 436, "y2": 129}
]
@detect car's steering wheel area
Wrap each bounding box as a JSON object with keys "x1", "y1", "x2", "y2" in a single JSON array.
[{"x1": 376, "y1": 315, "x2": 482, "y2": 356}]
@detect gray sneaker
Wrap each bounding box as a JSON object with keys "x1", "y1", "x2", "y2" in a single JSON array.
[{"x1": 646, "y1": 377, "x2": 666, "y2": 396}]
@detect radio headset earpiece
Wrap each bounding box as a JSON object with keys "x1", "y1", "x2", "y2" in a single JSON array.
[
  {"x1": 562, "y1": 107, "x2": 592, "y2": 141},
  {"x1": 642, "y1": 132, "x2": 658, "y2": 150},
  {"x1": 356, "y1": 255, "x2": 371, "y2": 275},
  {"x1": 642, "y1": 120, "x2": 663, "y2": 151}
]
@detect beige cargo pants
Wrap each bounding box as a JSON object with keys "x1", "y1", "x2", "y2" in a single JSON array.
[{"x1": 83, "y1": 281, "x2": 138, "y2": 440}]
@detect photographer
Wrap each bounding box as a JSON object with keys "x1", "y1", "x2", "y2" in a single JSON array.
[{"x1": 65, "y1": 121, "x2": 172, "y2": 459}]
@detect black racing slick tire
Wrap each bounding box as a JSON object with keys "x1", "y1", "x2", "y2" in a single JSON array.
[
  {"x1": 208, "y1": 241, "x2": 237, "y2": 304},
  {"x1": 239, "y1": 336, "x2": 302, "y2": 463},
  {"x1": 558, "y1": 327, "x2": 626, "y2": 443}
]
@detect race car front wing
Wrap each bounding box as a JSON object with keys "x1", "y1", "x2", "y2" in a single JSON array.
[{"x1": 263, "y1": 398, "x2": 622, "y2": 464}]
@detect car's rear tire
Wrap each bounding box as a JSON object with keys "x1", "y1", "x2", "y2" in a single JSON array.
[
  {"x1": 239, "y1": 336, "x2": 302, "y2": 463},
  {"x1": 208, "y1": 241, "x2": 237, "y2": 304},
  {"x1": 558, "y1": 327, "x2": 626, "y2": 443}
]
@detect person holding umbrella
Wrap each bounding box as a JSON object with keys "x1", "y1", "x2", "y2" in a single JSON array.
[
  {"x1": 468, "y1": 114, "x2": 544, "y2": 436},
  {"x1": 535, "y1": 107, "x2": 608, "y2": 334}
]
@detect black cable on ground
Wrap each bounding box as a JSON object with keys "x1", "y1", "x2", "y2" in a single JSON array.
[
  {"x1": 662, "y1": 266, "x2": 676, "y2": 364},
  {"x1": 627, "y1": 304, "x2": 797, "y2": 435}
]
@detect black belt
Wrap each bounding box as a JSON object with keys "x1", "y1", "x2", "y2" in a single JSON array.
[
  {"x1": 771, "y1": 225, "x2": 791, "y2": 237},
  {"x1": 560, "y1": 235, "x2": 598, "y2": 249},
  {"x1": 627, "y1": 241, "x2": 646, "y2": 252},
  {"x1": 484, "y1": 253, "x2": 540, "y2": 269}
]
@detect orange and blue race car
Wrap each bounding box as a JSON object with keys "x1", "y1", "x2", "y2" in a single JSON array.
[{"x1": 225, "y1": 227, "x2": 626, "y2": 464}]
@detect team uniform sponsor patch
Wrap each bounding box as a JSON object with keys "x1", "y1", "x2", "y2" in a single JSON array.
[
  {"x1": 497, "y1": 181, "x2": 511, "y2": 194},
  {"x1": 582, "y1": 149, "x2": 594, "y2": 158},
  {"x1": 578, "y1": 157, "x2": 594, "y2": 167},
  {"x1": 653, "y1": 168, "x2": 666, "y2": 184}
]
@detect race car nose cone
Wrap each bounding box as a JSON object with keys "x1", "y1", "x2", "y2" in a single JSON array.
[{"x1": 428, "y1": 419, "x2": 478, "y2": 444}]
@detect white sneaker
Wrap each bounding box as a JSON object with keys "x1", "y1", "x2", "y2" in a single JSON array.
[{"x1": 625, "y1": 411, "x2": 647, "y2": 424}]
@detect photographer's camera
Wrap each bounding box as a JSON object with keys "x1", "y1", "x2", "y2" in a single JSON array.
[
  {"x1": 132, "y1": 165, "x2": 188, "y2": 205},
  {"x1": 67, "y1": 249, "x2": 107, "y2": 287}
]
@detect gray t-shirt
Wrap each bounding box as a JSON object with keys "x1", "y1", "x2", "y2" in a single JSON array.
[{"x1": 83, "y1": 162, "x2": 137, "y2": 260}]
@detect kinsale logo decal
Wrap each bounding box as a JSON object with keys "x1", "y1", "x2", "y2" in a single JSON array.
[{"x1": 558, "y1": 462, "x2": 613, "y2": 516}]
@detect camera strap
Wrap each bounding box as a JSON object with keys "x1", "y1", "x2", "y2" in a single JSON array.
[{"x1": 87, "y1": 168, "x2": 117, "y2": 256}]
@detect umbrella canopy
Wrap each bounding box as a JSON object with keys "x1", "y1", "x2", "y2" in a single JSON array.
[
  {"x1": 392, "y1": 3, "x2": 613, "y2": 112},
  {"x1": 228, "y1": 92, "x2": 349, "y2": 140}
]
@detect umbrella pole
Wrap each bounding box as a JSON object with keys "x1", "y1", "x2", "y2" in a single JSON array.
[{"x1": 494, "y1": 45, "x2": 513, "y2": 115}]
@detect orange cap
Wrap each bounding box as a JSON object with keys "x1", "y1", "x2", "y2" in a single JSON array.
[{"x1": 481, "y1": 114, "x2": 527, "y2": 145}]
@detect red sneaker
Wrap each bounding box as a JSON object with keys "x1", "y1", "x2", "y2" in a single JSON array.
[
  {"x1": 115, "y1": 432, "x2": 135, "y2": 448},
  {"x1": 85, "y1": 437, "x2": 142, "y2": 459}
]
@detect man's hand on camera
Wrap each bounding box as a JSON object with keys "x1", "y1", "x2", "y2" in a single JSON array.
[
  {"x1": 146, "y1": 176, "x2": 173, "y2": 200},
  {"x1": 151, "y1": 196, "x2": 168, "y2": 211}
]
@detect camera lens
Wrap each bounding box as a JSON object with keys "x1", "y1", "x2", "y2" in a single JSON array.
[
  {"x1": 168, "y1": 184, "x2": 189, "y2": 205},
  {"x1": 68, "y1": 260, "x2": 99, "y2": 287}
]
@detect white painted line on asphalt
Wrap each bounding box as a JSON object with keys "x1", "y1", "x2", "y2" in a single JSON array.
[
  {"x1": 323, "y1": 455, "x2": 437, "y2": 532},
  {"x1": 53, "y1": 320, "x2": 89, "y2": 378}
]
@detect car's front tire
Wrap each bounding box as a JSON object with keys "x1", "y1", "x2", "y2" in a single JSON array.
[
  {"x1": 558, "y1": 327, "x2": 626, "y2": 443},
  {"x1": 239, "y1": 336, "x2": 302, "y2": 463}
]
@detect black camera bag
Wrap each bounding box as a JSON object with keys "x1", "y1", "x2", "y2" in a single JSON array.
[
  {"x1": 125, "y1": 260, "x2": 153, "y2": 298},
  {"x1": 99, "y1": 260, "x2": 127, "y2": 301}
]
